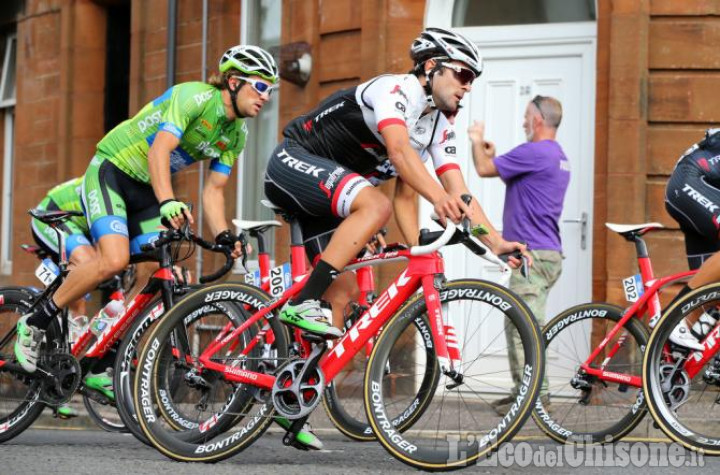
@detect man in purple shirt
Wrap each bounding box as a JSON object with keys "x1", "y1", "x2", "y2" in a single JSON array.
[{"x1": 471, "y1": 95, "x2": 570, "y2": 414}]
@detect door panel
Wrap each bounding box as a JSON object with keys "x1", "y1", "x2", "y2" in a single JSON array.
[{"x1": 421, "y1": 34, "x2": 596, "y2": 390}]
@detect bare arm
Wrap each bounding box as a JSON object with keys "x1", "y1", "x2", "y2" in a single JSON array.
[
  {"x1": 393, "y1": 177, "x2": 420, "y2": 246},
  {"x1": 440, "y1": 168, "x2": 530, "y2": 266},
  {"x1": 203, "y1": 171, "x2": 245, "y2": 259},
  {"x1": 468, "y1": 120, "x2": 500, "y2": 178},
  {"x1": 148, "y1": 131, "x2": 181, "y2": 203},
  {"x1": 381, "y1": 124, "x2": 469, "y2": 224}
]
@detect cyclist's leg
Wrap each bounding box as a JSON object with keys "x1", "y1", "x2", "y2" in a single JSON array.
[
  {"x1": 53, "y1": 156, "x2": 133, "y2": 309},
  {"x1": 30, "y1": 200, "x2": 95, "y2": 316},
  {"x1": 265, "y1": 140, "x2": 389, "y2": 336},
  {"x1": 89, "y1": 169, "x2": 162, "y2": 382},
  {"x1": 302, "y1": 222, "x2": 361, "y2": 329},
  {"x1": 664, "y1": 171, "x2": 720, "y2": 349}
]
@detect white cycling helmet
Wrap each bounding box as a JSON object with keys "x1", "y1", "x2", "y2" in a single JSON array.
[
  {"x1": 410, "y1": 27, "x2": 483, "y2": 77},
  {"x1": 219, "y1": 45, "x2": 280, "y2": 84}
]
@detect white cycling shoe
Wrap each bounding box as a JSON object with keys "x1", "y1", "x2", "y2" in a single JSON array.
[{"x1": 669, "y1": 319, "x2": 704, "y2": 351}]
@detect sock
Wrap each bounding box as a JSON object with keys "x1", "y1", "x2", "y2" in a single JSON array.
[
  {"x1": 27, "y1": 298, "x2": 59, "y2": 329},
  {"x1": 662, "y1": 284, "x2": 693, "y2": 315},
  {"x1": 291, "y1": 259, "x2": 339, "y2": 304}
]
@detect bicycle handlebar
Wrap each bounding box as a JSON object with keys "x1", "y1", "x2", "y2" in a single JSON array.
[
  {"x1": 410, "y1": 220, "x2": 456, "y2": 255},
  {"x1": 138, "y1": 218, "x2": 238, "y2": 284}
]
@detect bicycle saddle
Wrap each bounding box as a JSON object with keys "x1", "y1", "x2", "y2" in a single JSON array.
[
  {"x1": 232, "y1": 218, "x2": 282, "y2": 234},
  {"x1": 605, "y1": 222, "x2": 664, "y2": 240},
  {"x1": 28, "y1": 209, "x2": 84, "y2": 225}
]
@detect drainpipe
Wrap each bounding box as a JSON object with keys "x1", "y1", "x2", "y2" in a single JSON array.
[
  {"x1": 167, "y1": 0, "x2": 177, "y2": 88},
  {"x1": 196, "y1": 0, "x2": 209, "y2": 279}
]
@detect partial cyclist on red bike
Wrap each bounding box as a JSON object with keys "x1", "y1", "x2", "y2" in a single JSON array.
[
  {"x1": 665, "y1": 128, "x2": 720, "y2": 349},
  {"x1": 264, "y1": 27, "x2": 530, "y2": 338}
]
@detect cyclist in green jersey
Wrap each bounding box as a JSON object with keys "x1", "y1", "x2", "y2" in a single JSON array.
[
  {"x1": 15, "y1": 45, "x2": 275, "y2": 374},
  {"x1": 30, "y1": 176, "x2": 98, "y2": 417},
  {"x1": 31, "y1": 176, "x2": 95, "y2": 303}
]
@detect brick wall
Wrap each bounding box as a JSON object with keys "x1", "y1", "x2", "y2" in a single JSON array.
[
  {"x1": 277, "y1": 0, "x2": 425, "y2": 289},
  {"x1": 3, "y1": 0, "x2": 245, "y2": 287},
  {"x1": 8, "y1": 0, "x2": 107, "y2": 286},
  {"x1": 597, "y1": 0, "x2": 720, "y2": 308}
]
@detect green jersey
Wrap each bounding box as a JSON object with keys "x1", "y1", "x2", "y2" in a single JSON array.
[
  {"x1": 44, "y1": 177, "x2": 88, "y2": 233},
  {"x1": 96, "y1": 82, "x2": 248, "y2": 183}
]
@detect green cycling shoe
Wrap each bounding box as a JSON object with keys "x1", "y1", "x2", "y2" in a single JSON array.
[
  {"x1": 84, "y1": 371, "x2": 114, "y2": 401},
  {"x1": 278, "y1": 299, "x2": 342, "y2": 339}
]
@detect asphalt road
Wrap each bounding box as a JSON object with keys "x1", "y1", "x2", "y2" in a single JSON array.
[{"x1": 2, "y1": 428, "x2": 714, "y2": 474}]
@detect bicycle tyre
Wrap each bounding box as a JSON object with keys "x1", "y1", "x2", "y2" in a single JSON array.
[
  {"x1": 322, "y1": 315, "x2": 441, "y2": 442},
  {"x1": 113, "y1": 298, "x2": 165, "y2": 445},
  {"x1": 83, "y1": 392, "x2": 127, "y2": 433},
  {"x1": 532, "y1": 302, "x2": 648, "y2": 444},
  {"x1": 643, "y1": 282, "x2": 720, "y2": 454},
  {"x1": 133, "y1": 283, "x2": 288, "y2": 462},
  {"x1": 364, "y1": 279, "x2": 543, "y2": 470},
  {"x1": 0, "y1": 287, "x2": 46, "y2": 443}
]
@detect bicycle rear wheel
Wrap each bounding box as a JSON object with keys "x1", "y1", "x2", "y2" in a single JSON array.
[
  {"x1": 133, "y1": 283, "x2": 288, "y2": 462},
  {"x1": 364, "y1": 279, "x2": 543, "y2": 470},
  {"x1": 644, "y1": 283, "x2": 720, "y2": 454},
  {"x1": 83, "y1": 391, "x2": 127, "y2": 432},
  {"x1": 0, "y1": 287, "x2": 46, "y2": 443},
  {"x1": 532, "y1": 303, "x2": 648, "y2": 444}
]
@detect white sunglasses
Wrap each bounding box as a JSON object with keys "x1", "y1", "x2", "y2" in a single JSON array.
[{"x1": 233, "y1": 76, "x2": 279, "y2": 97}]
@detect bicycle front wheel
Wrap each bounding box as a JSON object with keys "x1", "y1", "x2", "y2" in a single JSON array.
[
  {"x1": 133, "y1": 283, "x2": 288, "y2": 462},
  {"x1": 364, "y1": 279, "x2": 543, "y2": 471},
  {"x1": 532, "y1": 303, "x2": 648, "y2": 444},
  {"x1": 0, "y1": 287, "x2": 46, "y2": 443},
  {"x1": 644, "y1": 282, "x2": 720, "y2": 454}
]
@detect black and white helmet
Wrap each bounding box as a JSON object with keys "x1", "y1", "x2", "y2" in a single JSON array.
[
  {"x1": 410, "y1": 27, "x2": 482, "y2": 76},
  {"x1": 219, "y1": 45, "x2": 280, "y2": 84}
]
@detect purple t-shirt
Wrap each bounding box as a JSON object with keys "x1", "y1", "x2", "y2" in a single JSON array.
[{"x1": 493, "y1": 140, "x2": 570, "y2": 252}]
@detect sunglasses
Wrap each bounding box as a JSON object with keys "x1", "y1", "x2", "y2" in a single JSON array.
[
  {"x1": 441, "y1": 63, "x2": 477, "y2": 86},
  {"x1": 234, "y1": 76, "x2": 279, "y2": 97},
  {"x1": 531, "y1": 95, "x2": 546, "y2": 119}
]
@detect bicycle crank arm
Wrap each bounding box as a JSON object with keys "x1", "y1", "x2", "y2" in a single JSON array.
[{"x1": 282, "y1": 415, "x2": 310, "y2": 449}]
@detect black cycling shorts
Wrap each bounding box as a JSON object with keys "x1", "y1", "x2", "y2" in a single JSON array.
[
  {"x1": 264, "y1": 139, "x2": 373, "y2": 262},
  {"x1": 83, "y1": 155, "x2": 163, "y2": 255},
  {"x1": 665, "y1": 158, "x2": 720, "y2": 269}
]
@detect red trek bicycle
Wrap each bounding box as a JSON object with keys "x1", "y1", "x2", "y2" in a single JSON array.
[{"x1": 133, "y1": 201, "x2": 544, "y2": 471}]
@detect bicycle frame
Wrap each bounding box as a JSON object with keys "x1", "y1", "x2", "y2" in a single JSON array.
[
  {"x1": 578, "y1": 230, "x2": 696, "y2": 388},
  {"x1": 74, "y1": 268, "x2": 174, "y2": 359},
  {"x1": 236, "y1": 224, "x2": 379, "y2": 361},
  {"x1": 197, "y1": 247, "x2": 450, "y2": 391}
]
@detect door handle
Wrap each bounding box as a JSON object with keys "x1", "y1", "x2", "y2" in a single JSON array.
[{"x1": 562, "y1": 212, "x2": 587, "y2": 250}]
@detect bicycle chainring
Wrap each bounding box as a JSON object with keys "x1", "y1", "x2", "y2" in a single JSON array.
[
  {"x1": 658, "y1": 363, "x2": 690, "y2": 411},
  {"x1": 40, "y1": 353, "x2": 81, "y2": 405},
  {"x1": 271, "y1": 359, "x2": 325, "y2": 420}
]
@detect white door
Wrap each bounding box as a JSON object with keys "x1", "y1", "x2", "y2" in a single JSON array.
[{"x1": 420, "y1": 23, "x2": 597, "y2": 388}]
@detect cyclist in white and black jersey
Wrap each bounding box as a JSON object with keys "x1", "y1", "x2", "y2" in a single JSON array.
[{"x1": 265, "y1": 27, "x2": 530, "y2": 338}]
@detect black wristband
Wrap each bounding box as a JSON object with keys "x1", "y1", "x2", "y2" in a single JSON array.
[{"x1": 159, "y1": 198, "x2": 178, "y2": 208}]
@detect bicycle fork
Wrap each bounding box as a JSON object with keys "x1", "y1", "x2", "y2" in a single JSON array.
[{"x1": 421, "y1": 274, "x2": 462, "y2": 388}]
